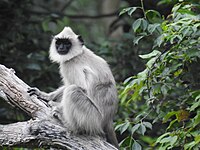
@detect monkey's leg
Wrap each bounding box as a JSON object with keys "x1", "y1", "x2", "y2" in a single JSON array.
[{"x1": 60, "y1": 85, "x2": 104, "y2": 135}]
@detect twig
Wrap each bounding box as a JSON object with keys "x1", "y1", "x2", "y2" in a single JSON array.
[
  {"x1": 61, "y1": 0, "x2": 75, "y2": 12},
  {"x1": 140, "y1": 0, "x2": 146, "y2": 19}
]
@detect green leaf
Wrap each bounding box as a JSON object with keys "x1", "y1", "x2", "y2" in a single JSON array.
[
  {"x1": 115, "y1": 123, "x2": 124, "y2": 131},
  {"x1": 119, "y1": 7, "x2": 139, "y2": 16},
  {"x1": 137, "y1": 69, "x2": 148, "y2": 79},
  {"x1": 120, "y1": 94, "x2": 127, "y2": 104},
  {"x1": 138, "y1": 124, "x2": 146, "y2": 135},
  {"x1": 181, "y1": 26, "x2": 192, "y2": 37},
  {"x1": 146, "y1": 10, "x2": 162, "y2": 23},
  {"x1": 120, "y1": 121, "x2": 130, "y2": 134},
  {"x1": 146, "y1": 57, "x2": 156, "y2": 68},
  {"x1": 139, "y1": 50, "x2": 161, "y2": 59},
  {"x1": 191, "y1": 90, "x2": 200, "y2": 100},
  {"x1": 148, "y1": 23, "x2": 161, "y2": 34},
  {"x1": 172, "y1": 4, "x2": 181, "y2": 13},
  {"x1": 133, "y1": 35, "x2": 144, "y2": 45},
  {"x1": 128, "y1": 7, "x2": 138, "y2": 16},
  {"x1": 119, "y1": 136, "x2": 132, "y2": 147},
  {"x1": 158, "y1": 135, "x2": 177, "y2": 148},
  {"x1": 161, "y1": 85, "x2": 168, "y2": 96},
  {"x1": 132, "y1": 141, "x2": 142, "y2": 150},
  {"x1": 170, "y1": 35, "x2": 182, "y2": 44},
  {"x1": 131, "y1": 124, "x2": 140, "y2": 134},
  {"x1": 184, "y1": 141, "x2": 196, "y2": 150},
  {"x1": 160, "y1": 136, "x2": 172, "y2": 144},
  {"x1": 190, "y1": 100, "x2": 200, "y2": 111},
  {"x1": 163, "y1": 111, "x2": 177, "y2": 123},
  {"x1": 195, "y1": 95, "x2": 200, "y2": 101},
  {"x1": 174, "y1": 69, "x2": 183, "y2": 77},
  {"x1": 193, "y1": 111, "x2": 200, "y2": 127},
  {"x1": 119, "y1": 8, "x2": 128, "y2": 16},
  {"x1": 156, "y1": 132, "x2": 170, "y2": 143},
  {"x1": 143, "y1": 122, "x2": 152, "y2": 130},
  {"x1": 167, "y1": 119, "x2": 178, "y2": 130},
  {"x1": 178, "y1": 8, "x2": 196, "y2": 15},
  {"x1": 130, "y1": 81, "x2": 144, "y2": 101},
  {"x1": 154, "y1": 34, "x2": 166, "y2": 47},
  {"x1": 186, "y1": 48, "x2": 200, "y2": 58},
  {"x1": 195, "y1": 135, "x2": 200, "y2": 143},
  {"x1": 141, "y1": 19, "x2": 148, "y2": 31},
  {"x1": 132, "y1": 18, "x2": 142, "y2": 32},
  {"x1": 124, "y1": 76, "x2": 134, "y2": 84},
  {"x1": 170, "y1": 136, "x2": 178, "y2": 147}
]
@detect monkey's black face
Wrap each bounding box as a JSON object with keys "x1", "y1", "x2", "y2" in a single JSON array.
[{"x1": 55, "y1": 38, "x2": 72, "y2": 55}]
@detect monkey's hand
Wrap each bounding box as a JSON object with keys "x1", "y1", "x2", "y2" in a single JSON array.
[{"x1": 27, "y1": 87, "x2": 50, "y2": 102}]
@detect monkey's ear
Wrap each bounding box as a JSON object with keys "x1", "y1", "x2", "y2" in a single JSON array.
[{"x1": 77, "y1": 35, "x2": 84, "y2": 45}]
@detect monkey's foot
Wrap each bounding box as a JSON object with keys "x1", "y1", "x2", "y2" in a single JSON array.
[{"x1": 51, "y1": 106, "x2": 63, "y2": 124}]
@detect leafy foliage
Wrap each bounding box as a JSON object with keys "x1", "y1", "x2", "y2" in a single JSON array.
[{"x1": 117, "y1": 0, "x2": 200, "y2": 149}]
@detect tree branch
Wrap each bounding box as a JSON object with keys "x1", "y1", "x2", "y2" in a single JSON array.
[
  {"x1": 30, "y1": 10, "x2": 118, "y2": 19},
  {"x1": 61, "y1": 0, "x2": 75, "y2": 12},
  {"x1": 0, "y1": 64, "x2": 117, "y2": 150}
]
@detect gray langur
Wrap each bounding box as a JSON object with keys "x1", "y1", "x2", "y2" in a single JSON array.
[{"x1": 28, "y1": 27, "x2": 119, "y2": 148}]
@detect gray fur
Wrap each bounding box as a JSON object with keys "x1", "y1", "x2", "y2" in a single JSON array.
[{"x1": 29, "y1": 27, "x2": 119, "y2": 148}]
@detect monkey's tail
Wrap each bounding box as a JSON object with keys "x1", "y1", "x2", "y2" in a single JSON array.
[{"x1": 104, "y1": 123, "x2": 119, "y2": 149}]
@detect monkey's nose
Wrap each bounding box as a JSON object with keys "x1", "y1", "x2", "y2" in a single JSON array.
[
  {"x1": 61, "y1": 43, "x2": 65, "y2": 48},
  {"x1": 57, "y1": 45, "x2": 69, "y2": 55}
]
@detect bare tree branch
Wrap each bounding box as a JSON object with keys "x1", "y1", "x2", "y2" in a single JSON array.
[
  {"x1": 61, "y1": 0, "x2": 75, "y2": 12},
  {"x1": 0, "y1": 64, "x2": 117, "y2": 150},
  {"x1": 30, "y1": 11, "x2": 118, "y2": 19}
]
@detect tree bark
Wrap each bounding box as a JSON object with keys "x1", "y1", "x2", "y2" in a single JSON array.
[{"x1": 0, "y1": 64, "x2": 117, "y2": 150}]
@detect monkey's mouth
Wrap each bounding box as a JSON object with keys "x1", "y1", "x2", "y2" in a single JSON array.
[{"x1": 57, "y1": 49, "x2": 69, "y2": 55}]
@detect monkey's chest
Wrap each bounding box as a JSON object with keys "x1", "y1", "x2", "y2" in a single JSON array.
[{"x1": 60, "y1": 65, "x2": 91, "y2": 89}]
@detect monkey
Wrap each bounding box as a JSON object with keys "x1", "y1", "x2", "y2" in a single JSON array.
[{"x1": 28, "y1": 27, "x2": 119, "y2": 148}]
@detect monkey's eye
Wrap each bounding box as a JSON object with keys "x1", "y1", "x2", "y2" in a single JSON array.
[
  {"x1": 55, "y1": 39, "x2": 62, "y2": 45},
  {"x1": 55, "y1": 38, "x2": 72, "y2": 46}
]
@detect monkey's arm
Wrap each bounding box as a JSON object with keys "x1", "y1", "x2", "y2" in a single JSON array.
[
  {"x1": 28, "y1": 86, "x2": 65, "y2": 102},
  {"x1": 79, "y1": 87, "x2": 103, "y2": 117},
  {"x1": 79, "y1": 67, "x2": 103, "y2": 113}
]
